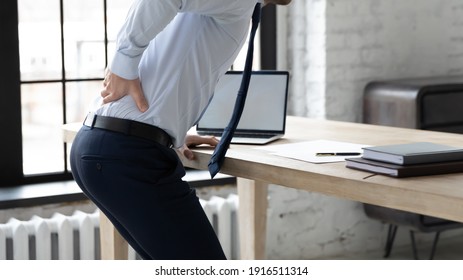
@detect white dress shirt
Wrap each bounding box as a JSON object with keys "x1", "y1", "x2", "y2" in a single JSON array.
[{"x1": 92, "y1": 0, "x2": 260, "y2": 148}]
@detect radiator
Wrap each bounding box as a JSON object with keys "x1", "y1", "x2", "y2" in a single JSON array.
[
  {"x1": 0, "y1": 194, "x2": 239, "y2": 260},
  {"x1": 200, "y1": 194, "x2": 240, "y2": 260}
]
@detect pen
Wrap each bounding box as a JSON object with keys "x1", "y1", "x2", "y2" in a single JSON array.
[{"x1": 316, "y1": 152, "x2": 361, "y2": 156}]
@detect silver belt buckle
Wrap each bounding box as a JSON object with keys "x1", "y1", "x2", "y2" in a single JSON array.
[{"x1": 83, "y1": 112, "x2": 97, "y2": 128}]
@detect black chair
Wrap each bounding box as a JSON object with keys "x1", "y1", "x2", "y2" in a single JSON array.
[{"x1": 364, "y1": 204, "x2": 463, "y2": 259}]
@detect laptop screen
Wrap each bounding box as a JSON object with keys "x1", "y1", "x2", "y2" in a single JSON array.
[{"x1": 197, "y1": 70, "x2": 289, "y2": 134}]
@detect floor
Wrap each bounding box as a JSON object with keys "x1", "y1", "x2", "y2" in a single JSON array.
[{"x1": 340, "y1": 235, "x2": 463, "y2": 260}]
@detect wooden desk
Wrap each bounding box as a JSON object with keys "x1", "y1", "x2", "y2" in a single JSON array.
[{"x1": 63, "y1": 116, "x2": 463, "y2": 259}]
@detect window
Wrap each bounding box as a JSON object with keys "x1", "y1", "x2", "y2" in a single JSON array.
[
  {"x1": 18, "y1": 0, "x2": 133, "y2": 176},
  {"x1": 0, "y1": 1, "x2": 276, "y2": 187}
]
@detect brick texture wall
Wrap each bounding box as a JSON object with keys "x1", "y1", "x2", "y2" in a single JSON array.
[{"x1": 285, "y1": 0, "x2": 463, "y2": 122}]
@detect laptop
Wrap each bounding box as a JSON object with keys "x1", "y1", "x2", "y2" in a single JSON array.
[{"x1": 196, "y1": 70, "x2": 289, "y2": 144}]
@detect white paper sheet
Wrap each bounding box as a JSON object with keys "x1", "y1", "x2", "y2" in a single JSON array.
[{"x1": 257, "y1": 139, "x2": 369, "y2": 163}]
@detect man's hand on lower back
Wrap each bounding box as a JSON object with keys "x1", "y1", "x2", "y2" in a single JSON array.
[{"x1": 100, "y1": 69, "x2": 149, "y2": 112}]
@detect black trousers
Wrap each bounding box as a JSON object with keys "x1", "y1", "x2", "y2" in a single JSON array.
[{"x1": 70, "y1": 126, "x2": 226, "y2": 260}]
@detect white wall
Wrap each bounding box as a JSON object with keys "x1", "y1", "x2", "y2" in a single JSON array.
[
  {"x1": 324, "y1": 0, "x2": 463, "y2": 122},
  {"x1": 265, "y1": 0, "x2": 463, "y2": 259},
  {"x1": 284, "y1": 0, "x2": 463, "y2": 121}
]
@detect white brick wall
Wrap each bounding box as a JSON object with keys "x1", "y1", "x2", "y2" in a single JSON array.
[
  {"x1": 285, "y1": 0, "x2": 327, "y2": 118},
  {"x1": 286, "y1": 0, "x2": 463, "y2": 122}
]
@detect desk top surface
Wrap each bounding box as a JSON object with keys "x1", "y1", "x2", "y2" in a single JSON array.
[{"x1": 64, "y1": 116, "x2": 463, "y2": 222}]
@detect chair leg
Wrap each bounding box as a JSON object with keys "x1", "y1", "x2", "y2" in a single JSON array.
[
  {"x1": 384, "y1": 224, "x2": 398, "y2": 258},
  {"x1": 410, "y1": 230, "x2": 441, "y2": 260},
  {"x1": 410, "y1": 231, "x2": 419, "y2": 259},
  {"x1": 428, "y1": 231, "x2": 441, "y2": 260}
]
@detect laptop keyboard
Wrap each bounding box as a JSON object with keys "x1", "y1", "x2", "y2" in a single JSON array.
[
  {"x1": 234, "y1": 133, "x2": 274, "y2": 139},
  {"x1": 206, "y1": 132, "x2": 274, "y2": 139}
]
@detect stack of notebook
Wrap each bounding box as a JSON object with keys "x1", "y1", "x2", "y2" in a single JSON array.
[{"x1": 345, "y1": 142, "x2": 463, "y2": 177}]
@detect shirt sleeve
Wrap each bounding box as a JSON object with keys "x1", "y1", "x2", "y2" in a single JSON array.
[{"x1": 110, "y1": 0, "x2": 183, "y2": 79}]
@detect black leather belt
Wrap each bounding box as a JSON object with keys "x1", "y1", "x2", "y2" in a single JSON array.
[{"x1": 83, "y1": 112, "x2": 173, "y2": 148}]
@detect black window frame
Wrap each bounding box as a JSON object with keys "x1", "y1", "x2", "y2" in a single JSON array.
[{"x1": 0, "y1": 0, "x2": 277, "y2": 188}]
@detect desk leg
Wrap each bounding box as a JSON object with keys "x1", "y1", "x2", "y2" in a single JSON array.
[
  {"x1": 99, "y1": 212, "x2": 128, "y2": 260},
  {"x1": 237, "y1": 178, "x2": 268, "y2": 260}
]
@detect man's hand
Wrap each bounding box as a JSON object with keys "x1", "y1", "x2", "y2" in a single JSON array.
[
  {"x1": 178, "y1": 134, "x2": 219, "y2": 160},
  {"x1": 101, "y1": 69, "x2": 149, "y2": 112}
]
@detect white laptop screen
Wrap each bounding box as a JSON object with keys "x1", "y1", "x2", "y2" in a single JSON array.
[{"x1": 197, "y1": 71, "x2": 289, "y2": 133}]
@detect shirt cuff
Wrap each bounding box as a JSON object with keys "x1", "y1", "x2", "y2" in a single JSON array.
[{"x1": 109, "y1": 51, "x2": 142, "y2": 80}]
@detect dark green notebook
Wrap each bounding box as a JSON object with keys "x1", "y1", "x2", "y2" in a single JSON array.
[{"x1": 362, "y1": 142, "x2": 463, "y2": 165}]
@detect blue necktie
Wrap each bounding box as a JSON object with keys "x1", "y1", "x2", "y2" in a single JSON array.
[{"x1": 208, "y1": 3, "x2": 262, "y2": 178}]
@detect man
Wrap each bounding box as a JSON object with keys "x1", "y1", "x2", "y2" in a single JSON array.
[{"x1": 71, "y1": 0, "x2": 291, "y2": 260}]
